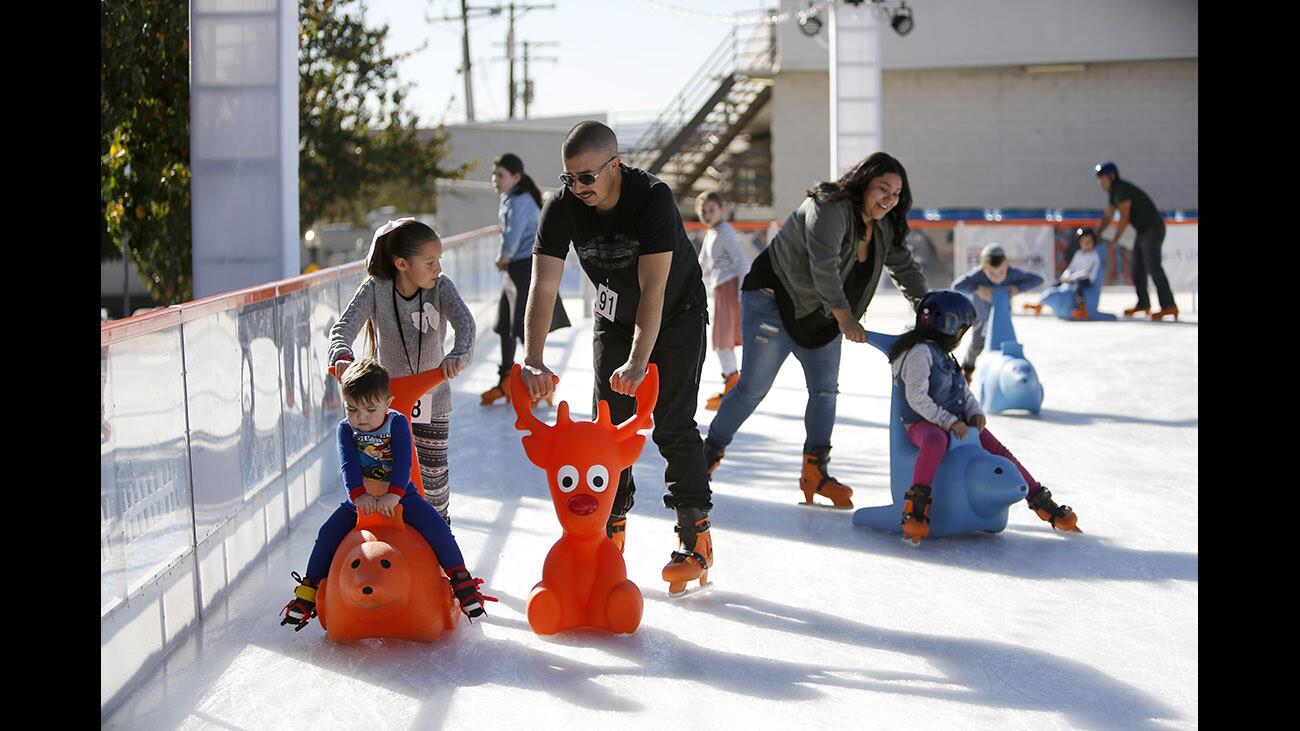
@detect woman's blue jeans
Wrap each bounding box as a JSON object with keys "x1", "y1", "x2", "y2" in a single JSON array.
[{"x1": 705, "y1": 289, "x2": 841, "y2": 453}]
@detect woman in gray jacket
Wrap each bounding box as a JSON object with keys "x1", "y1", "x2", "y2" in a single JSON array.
[{"x1": 704, "y1": 152, "x2": 929, "y2": 509}]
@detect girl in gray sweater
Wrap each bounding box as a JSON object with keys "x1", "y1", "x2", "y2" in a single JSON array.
[{"x1": 329, "y1": 219, "x2": 477, "y2": 523}]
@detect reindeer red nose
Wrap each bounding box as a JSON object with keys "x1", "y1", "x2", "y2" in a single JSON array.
[{"x1": 566, "y1": 494, "x2": 598, "y2": 516}]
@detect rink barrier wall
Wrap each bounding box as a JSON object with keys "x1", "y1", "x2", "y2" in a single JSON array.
[
  {"x1": 683, "y1": 216, "x2": 1198, "y2": 296},
  {"x1": 99, "y1": 226, "x2": 501, "y2": 716}
]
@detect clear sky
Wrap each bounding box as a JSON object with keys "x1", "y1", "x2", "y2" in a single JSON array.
[{"x1": 364, "y1": 0, "x2": 785, "y2": 127}]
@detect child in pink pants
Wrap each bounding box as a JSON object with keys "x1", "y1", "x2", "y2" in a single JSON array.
[{"x1": 887, "y1": 290, "x2": 1082, "y2": 544}]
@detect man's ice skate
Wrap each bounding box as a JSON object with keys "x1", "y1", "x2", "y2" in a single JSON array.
[
  {"x1": 481, "y1": 374, "x2": 511, "y2": 406},
  {"x1": 799, "y1": 447, "x2": 853, "y2": 509},
  {"x1": 1150, "y1": 306, "x2": 1179, "y2": 321},
  {"x1": 900, "y1": 484, "x2": 932, "y2": 546},
  {"x1": 1122, "y1": 305, "x2": 1150, "y2": 318},
  {"x1": 663, "y1": 506, "x2": 712, "y2": 597},
  {"x1": 1025, "y1": 486, "x2": 1081, "y2": 533},
  {"x1": 704, "y1": 371, "x2": 740, "y2": 411},
  {"x1": 607, "y1": 515, "x2": 627, "y2": 553}
]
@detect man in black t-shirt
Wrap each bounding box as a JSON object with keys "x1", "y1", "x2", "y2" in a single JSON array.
[
  {"x1": 1094, "y1": 161, "x2": 1179, "y2": 320},
  {"x1": 520, "y1": 121, "x2": 713, "y2": 597}
]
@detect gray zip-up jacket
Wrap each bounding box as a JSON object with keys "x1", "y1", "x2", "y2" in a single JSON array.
[
  {"x1": 329, "y1": 275, "x2": 476, "y2": 416},
  {"x1": 768, "y1": 196, "x2": 928, "y2": 319}
]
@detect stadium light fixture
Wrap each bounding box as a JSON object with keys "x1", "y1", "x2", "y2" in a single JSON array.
[
  {"x1": 798, "y1": 3, "x2": 823, "y2": 36},
  {"x1": 890, "y1": 2, "x2": 914, "y2": 36}
]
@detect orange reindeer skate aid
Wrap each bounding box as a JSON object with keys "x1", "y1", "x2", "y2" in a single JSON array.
[
  {"x1": 329, "y1": 363, "x2": 446, "y2": 496},
  {"x1": 509, "y1": 363, "x2": 658, "y2": 635},
  {"x1": 314, "y1": 505, "x2": 461, "y2": 642}
]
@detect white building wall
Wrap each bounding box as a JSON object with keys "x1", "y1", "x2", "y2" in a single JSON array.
[
  {"x1": 883, "y1": 59, "x2": 1198, "y2": 210},
  {"x1": 417, "y1": 113, "x2": 610, "y2": 234},
  {"x1": 769, "y1": 0, "x2": 1198, "y2": 212},
  {"x1": 777, "y1": 0, "x2": 1197, "y2": 72},
  {"x1": 877, "y1": 0, "x2": 1198, "y2": 69},
  {"x1": 771, "y1": 71, "x2": 830, "y2": 217}
]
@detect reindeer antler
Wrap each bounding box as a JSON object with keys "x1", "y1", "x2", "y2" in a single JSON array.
[
  {"x1": 613, "y1": 364, "x2": 659, "y2": 441},
  {"x1": 509, "y1": 364, "x2": 558, "y2": 435}
]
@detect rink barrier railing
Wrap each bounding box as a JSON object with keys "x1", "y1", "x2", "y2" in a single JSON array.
[
  {"x1": 682, "y1": 216, "x2": 1199, "y2": 293},
  {"x1": 99, "y1": 225, "x2": 502, "y2": 716}
]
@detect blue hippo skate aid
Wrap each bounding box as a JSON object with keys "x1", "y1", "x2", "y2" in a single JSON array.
[
  {"x1": 853, "y1": 331, "x2": 1029, "y2": 541},
  {"x1": 973, "y1": 288, "x2": 1044, "y2": 414},
  {"x1": 1032, "y1": 242, "x2": 1118, "y2": 321}
]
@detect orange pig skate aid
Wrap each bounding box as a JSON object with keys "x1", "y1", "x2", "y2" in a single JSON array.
[
  {"x1": 509, "y1": 363, "x2": 657, "y2": 635},
  {"x1": 314, "y1": 506, "x2": 461, "y2": 642}
]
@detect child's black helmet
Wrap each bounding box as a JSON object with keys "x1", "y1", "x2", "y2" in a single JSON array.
[{"x1": 916, "y1": 290, "x2": 977, "y2": 336}]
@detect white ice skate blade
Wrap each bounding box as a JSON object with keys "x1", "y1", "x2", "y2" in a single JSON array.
[{"x1": 667, "y1": 580, "x2": 713, "y2": 599}]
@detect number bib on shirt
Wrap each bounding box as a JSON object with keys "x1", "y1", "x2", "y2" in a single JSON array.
[
  {"x1": 595, "y1": 283, "x2": 618, "y2": 322},
  {"x1": 410, "y1": 390, "x2": 436, "y2": 424}
]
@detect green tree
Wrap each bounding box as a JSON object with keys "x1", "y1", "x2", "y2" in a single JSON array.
[
  {"x1": 100, "y1": 0, "x2": 192, "y2": 305},
  {"x1": 299, "y1": 0, "x2": 470, "y2": 231},
  {"x1": 100, "y1": 0, "x2": 469, "y2": 308}
]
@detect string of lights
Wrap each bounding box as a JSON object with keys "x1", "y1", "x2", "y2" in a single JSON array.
[
  {"x1": 628, "y1": 2, "x2": 912, "y2": 36},
  {"x1": 630, "y1": 0, "x2": 816, "y2": 26}
]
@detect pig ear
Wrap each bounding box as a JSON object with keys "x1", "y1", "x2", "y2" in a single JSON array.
[
  {"x1": 521, "y1": 434, "x2": 550, "y2": 468},
  {"x1": 614, "y1": 434, "x2": 646, "y2": 467}
]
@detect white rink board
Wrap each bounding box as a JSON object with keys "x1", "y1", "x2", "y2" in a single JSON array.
[{"x1": 105, "y1": 292, "x2": 1198, "y2": 729}]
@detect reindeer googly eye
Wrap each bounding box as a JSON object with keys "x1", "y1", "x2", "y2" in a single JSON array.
[
  {"x1": 557, "y1": 465, "x2": 579, "y2": 493},
  {"x1": 587, "y1": 465, "x2": 610, "y2": 493}
]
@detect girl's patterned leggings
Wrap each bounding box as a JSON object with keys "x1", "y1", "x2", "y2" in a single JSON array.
[{"x1": 411, "y1": 416, "x2": 451, "y2": 524}]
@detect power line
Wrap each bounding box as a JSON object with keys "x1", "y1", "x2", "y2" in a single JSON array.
[{"x1": 493, "y1": 2, "x2": 556, "y2": 119}]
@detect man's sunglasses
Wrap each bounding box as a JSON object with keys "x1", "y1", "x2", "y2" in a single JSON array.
[{"x1": 558, "y1": 155, "x2": 617, "y2": 188}]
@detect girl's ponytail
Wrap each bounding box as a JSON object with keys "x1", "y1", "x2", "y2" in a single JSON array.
[{"x1": 517, "y1": 173, "x2": 543, "y2": 208}]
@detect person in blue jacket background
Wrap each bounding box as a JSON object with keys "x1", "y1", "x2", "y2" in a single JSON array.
[
  {"x1": 951, "y1": 243, "x2": 1044, "y2": 380},
  {"x1": 481, "y1": 153, "x2": 571, "y2": 406}
]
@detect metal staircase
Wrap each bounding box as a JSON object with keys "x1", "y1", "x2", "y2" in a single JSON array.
[{"x1": 627, "y1": 25, "x2": 776, "y2": 206}]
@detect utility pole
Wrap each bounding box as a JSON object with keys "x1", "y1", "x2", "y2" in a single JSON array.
[
  {"x1": 497, "y1": 2, "x2": 555, "y2": 119},
  {"x1": 506, "y1": 3, "x2": 516, "y2": 118},
  {"x1": 436, "y1": 1, "x2": 553, "y2": 121},
  {"x1": 429, "y1": 2, "x2": 509, "y2": 122},
  {"x1": 459, "y1": 0, "x2": 475, "y2": 121},
  {"x1": 520, "y1": 40, "x2": 559, "y2": 118}
]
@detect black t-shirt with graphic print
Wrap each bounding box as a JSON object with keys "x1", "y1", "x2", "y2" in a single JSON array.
[{"x1": 535, "y1": 164, "x2": 707, "y2": 331}]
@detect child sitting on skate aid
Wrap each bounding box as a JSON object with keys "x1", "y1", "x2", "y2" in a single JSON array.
[
  {"x1": 888, "y1": 290, "x2": 1081, "y2": 545},
  {"x1": 280, "y1": 359, "x2": 492, "y2": 630}
]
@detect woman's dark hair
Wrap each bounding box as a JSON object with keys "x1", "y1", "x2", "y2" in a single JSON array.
[
  {"x1": 363, "y1": 220, "x2": 440, "y2": 356},
  {"x1": 494, "y1": 153, "x2": 543, "y2": 208},
  {"x1": 888, "y1": 324, "x2": 965, "y2": 363},
  {"x1": 807, "y1": 151, "x2": 912, "y2": 237}
]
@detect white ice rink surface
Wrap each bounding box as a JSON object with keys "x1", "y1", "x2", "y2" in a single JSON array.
[{"x1": 105, "y1": 290, "x2": 1198, "y2": 730}]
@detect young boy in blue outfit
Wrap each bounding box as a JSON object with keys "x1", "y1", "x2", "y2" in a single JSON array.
[
  {"x1": 280, "y1": 359, "x2": 491, "y2": 630},
  {"x1": 952, "y1": 243, "x2": 1045, "y2": 380}
]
